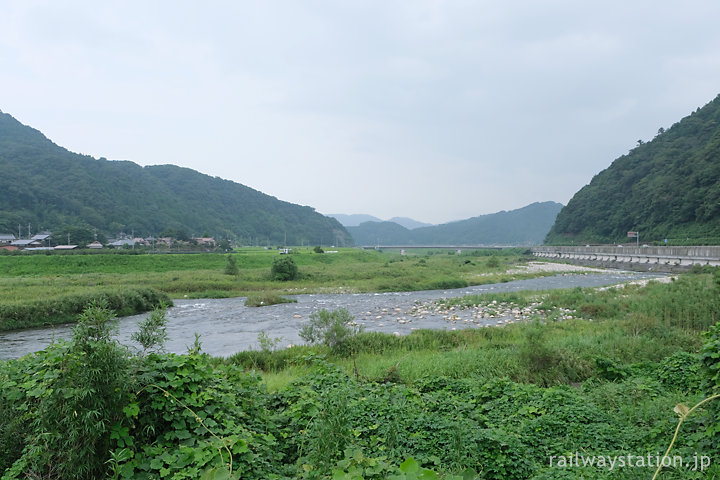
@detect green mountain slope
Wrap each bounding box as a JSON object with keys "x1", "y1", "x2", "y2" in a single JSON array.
[
  {"x1": 546, "y1": 94, "x2": 720, "y2": 245},
  {"x1": 0, "y1": 110, "x2": 351, "y2": 245},
  {"x1": 348, "y1": 202, "x2": 563, "y2": 246}
]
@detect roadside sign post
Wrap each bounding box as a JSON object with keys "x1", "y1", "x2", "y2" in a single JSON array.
[{"x1": 627, "y1": 231, "x2": 639, "y2": 247}]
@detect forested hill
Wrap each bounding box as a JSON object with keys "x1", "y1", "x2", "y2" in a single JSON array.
[
  {"x1": 546, "y1": 94, "x2": 720, "y2": 245},
  {"x1": 347, "y1": 202, "x2": 563, "y2": 246},
  {"x1": 0, "y1": 110, "x2": 351, "y2": 245}
]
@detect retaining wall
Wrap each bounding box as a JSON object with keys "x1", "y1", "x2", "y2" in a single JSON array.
[{"x1": 531, "y1": 246, "x2": 720, "y2": 272}]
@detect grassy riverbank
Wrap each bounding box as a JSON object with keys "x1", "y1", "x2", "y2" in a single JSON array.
[
  {"x1": 0, "y1": 247, "x2": 556, "y2": 330},
  {"x1": 0, "y1": 247, "x2": 540, "y2": 297},
  {"x1": 2, "y1": 272, "x2": 719, "y2": 478}
]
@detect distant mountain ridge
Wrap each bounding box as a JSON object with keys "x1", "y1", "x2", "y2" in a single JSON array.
[
  {"x1": 328, "y1": 214, "x2": 433, "y2": 230},
  {"x1": 347, "y1": 202, "x2": 563, "y2": 246},
  {"x1": 387, "y1": 217, "x2": 434, "y2": 230},
  {"x1": 546, "y1": 94, "x2": 720, "y2": 244},
  {"x1": 0, "y1": 110, "x2": 351, "y2": 245},
  {"x1": 327, "y1": 214, "x2": 383, "y2": 227}
]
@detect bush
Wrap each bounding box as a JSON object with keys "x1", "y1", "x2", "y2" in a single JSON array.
[
  {"x1": 271, "y1": 255, "x2": 299, "y2": 281},
  {"x1": 299, "y1": 308, "x2": 362, "y2": 355},
  {"x1": 224, "y1": 254, "x2": 239, "y2": 275},
  {"x1": 131, "y1": 304, "x2": 169, "y2": 355}
]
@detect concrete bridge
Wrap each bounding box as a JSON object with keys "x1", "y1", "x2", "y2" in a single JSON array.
[{"x1": 532, "y1": 245, "x2": 720, "y2": 272}]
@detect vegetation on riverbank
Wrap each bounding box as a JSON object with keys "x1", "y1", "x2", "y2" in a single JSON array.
[
  {"x1": 244, "y1": 292, "x2": 298, "y2": 307},
  {"x1": 0, "y1": 247, "x2": 546, "y2": 330},
  {"x1": 0, "y1": 286, "x2": 170, "y2": 331},
  {"x1": 2, "y1": 272, "x2": 719, "y2": 478}
]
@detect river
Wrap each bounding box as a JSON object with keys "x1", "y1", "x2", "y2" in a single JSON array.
[{"x1": 0, "y1": 270, "x2": 663, "y2": 360}]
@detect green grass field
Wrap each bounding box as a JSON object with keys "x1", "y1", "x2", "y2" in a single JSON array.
[{"x1": 0, "y1": 247, "x2": 540, "y2": 293}]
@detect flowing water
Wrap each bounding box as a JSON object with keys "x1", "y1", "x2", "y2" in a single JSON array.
[{"x1": 0, "y1": 270, "x2": 664, "y2": 359}]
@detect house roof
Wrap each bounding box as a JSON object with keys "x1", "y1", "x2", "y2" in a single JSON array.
[
  {"x1": 11, "y1": 239, "x2": 40, "y2": 246},
  {"x1": 110, "y1": 239, "x2": 135, "y2": 247},
  {"x1": 0, "y1": 234, "x2": 16, "y2": 241}
]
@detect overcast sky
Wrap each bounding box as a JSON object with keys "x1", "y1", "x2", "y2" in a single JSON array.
[{"x1": 2, "y1": 1, "x2": 720, "y2": 224}]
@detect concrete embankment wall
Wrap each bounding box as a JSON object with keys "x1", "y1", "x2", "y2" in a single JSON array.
[{"x1": 531, "y1": 246, "x2": 720, "y2": 272}]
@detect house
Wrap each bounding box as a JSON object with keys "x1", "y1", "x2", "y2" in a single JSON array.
[
  {"x1": 110, "y1": 239, "x2": 135, "y2": 248},
  {"x1": 11, "y1": 239, "x2": 42, "y2": 249},
  {"x1": 88, "y1": 241, "x2": 104, "y2": 249},
  {"x1": 0, "y1": 234, "x2": 16, "y2": 244},
  {"x1": 193, "y1": 237, "x2": 216, "y2": 247},
  {"x1": 156, "y1": 237, "x2": 173, "y2": 247}
]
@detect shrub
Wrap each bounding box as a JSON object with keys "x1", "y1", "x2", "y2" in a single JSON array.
[
  {"x1": 271, "y1": 255, "x2": 298, "y2": 281},
  {"x1": 299, "y1": 308, "x2": 362, "y2": 355},
  {"x1": 131, "y1": 304, "x2": 169, "y2": 355},
  {"x1": 658, "y1": 350, "x2": 701, "y2": 393},
  {"x1": 224, "y1": 254, "x2": 239, "y2": 275}
]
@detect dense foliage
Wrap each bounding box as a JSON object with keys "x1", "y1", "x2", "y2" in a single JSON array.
[
  {"x1": 0, "y1": 286, "x2": 170, "y2": 331},
  {"x1": 271, "y1": 256, "x2": 299, "y2": 281},
  {"x1": 546, "y1": 94, "x2": 720, "y2": 245},
  {"x1": 299, "y1": 308, "x2": 362, "y2": 354},
  {"x1": 0, "y1": 110, "x2": 351, "y2": 245},
  {"x1": 348, "y1": 202, "x2": 563, "y2": 246}
]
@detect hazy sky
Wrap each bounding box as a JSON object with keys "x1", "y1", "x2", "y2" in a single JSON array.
[{"x1": 2, "y1": 1, "x2": 719, "y2": 224}]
